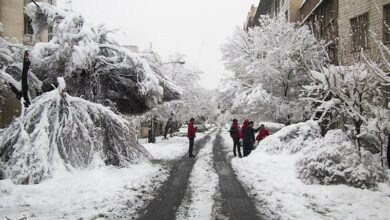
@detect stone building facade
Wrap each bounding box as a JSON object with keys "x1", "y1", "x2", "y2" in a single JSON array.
[
  {"x1": 249, "y1": 0, "x2": 303, "y2": 27},
  {"x1": 338, "y1": 0, "x2": 390, "y2": 65},
  {"x1": 300, "y1": 0, "x2": 339, "y2": 64},
  {"x1": 0, "y1": 0, "x2": 56, "y2": 128}
]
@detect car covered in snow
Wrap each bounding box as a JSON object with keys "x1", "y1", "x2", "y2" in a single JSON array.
[{"x1": 172, "y1": 124, "x2": 188, "y2": 137}]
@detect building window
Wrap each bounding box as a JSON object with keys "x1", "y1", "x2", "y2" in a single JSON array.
[
  {"x1": 384, "y1": 4, "x2": 390, "y2": 43},
  {"x1": 351, "y1": 13, "x2": 369, "y2": 51},
  {"x1": 384, "y1": 84, "x2": 390, "y2": 109}
]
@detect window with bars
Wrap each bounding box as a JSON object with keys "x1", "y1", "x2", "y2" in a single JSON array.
[
  {"x1": 384, "y1": 4, "x2": 390, "y2": 43},
  {"x1": 384, "y1": 84, "x2": 390, "y2": 109},
  {"x1": 351, "y1": 13, "x2": 369, "y2": 51}
]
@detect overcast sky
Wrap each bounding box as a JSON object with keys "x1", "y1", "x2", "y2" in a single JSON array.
[{"x1": 57, "y1": 0, "x2": 259, "y2": 89}]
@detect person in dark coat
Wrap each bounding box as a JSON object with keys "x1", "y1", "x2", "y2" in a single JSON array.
[
  {"x1": 387, "y1": 134, "x2": 390, "y2": 169},
  {"x1": 243, "y1": 121, "x2": 261, "y2": 157},
  {"x1": 187, "y1": 118, "x2": 197, "y2": 158},
  {"x1": 256, "y1": 124, "x2": 270, "y2": 144},
  {"x1": 229, "y1": 119, "x2": 242, "y2": 157}
]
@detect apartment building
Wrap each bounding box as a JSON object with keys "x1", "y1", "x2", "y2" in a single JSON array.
[
  {"x1": 337, "y1": 0, "x2": 390, "y2": 65},
  {"x1": 300, "y1": 0, "x2": 339, "y2": 64},
  {"x1": 244, "y1": 4, "x2": 258, "y2": 31},
  {"x1": 0, "y1": 0, "x2": 56, "y2": 45},
  {"x1": 249, "y1": 0, "x2": 303, "y2": 28}
]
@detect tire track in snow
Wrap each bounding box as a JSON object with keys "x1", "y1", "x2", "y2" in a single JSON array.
[
  {"x1": 175, "y1": 136, "x2": 219, "y2": 220},
  {"x1": 138, "y1": 131, "x2": 215, "y2": 220},
  {"x1": 213, "y1": 131, "x2": 262, "y2": 220}
]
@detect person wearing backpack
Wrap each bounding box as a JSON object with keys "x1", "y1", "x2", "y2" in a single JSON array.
[{"x1": 229, "y1": 119, "x2": 242, "y2": 157}]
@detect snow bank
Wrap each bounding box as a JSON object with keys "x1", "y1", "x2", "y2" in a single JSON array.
[
  {"x1": 176, "y1": 137, "x2": 218, "y2": 220},
  {"x1": 259, "y1": 122, "x2": 285, "y2": 133},
  {"x1": 0, "y1": 163, "x2": 167, "y2": 219},
  {"x1": 0, "y1": 79, "x2": 151, "y2": 184},
  {"x1": 297, "y1": 130, "x2": 388, "y2": 189},
  {"x1": 259, "y1": 120, "x2": 322, "y2": 154},
  {"x1": 221, "y1": 132, "x2": 390, "y2": 220}
]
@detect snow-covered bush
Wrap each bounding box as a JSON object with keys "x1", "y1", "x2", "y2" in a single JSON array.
[
  {"x1": 219, "y1": 16, "x2": 327, "y2": 123},
  {"x1": 304, "y1": 64, "x2": 386, "y2": 152},
  {"x1": 0, "y1": 78, "x2": 151, "y2": 184},
  {"x1": 259, "y1": 120, "x2": 322, "y2": 154},
  {"x1": 297, "y1": 130, "x2": 388, "y2": 190},
  {"x1": 25, "y1": 3, "x2": 180, "y2": 114}
]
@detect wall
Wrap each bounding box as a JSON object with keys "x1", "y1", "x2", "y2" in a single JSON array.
[
  {"x1": 0, "y1": 0, "x2": 24, "y2": 43},
  {"x1": 338, "y1": 0, "x2": 390, "y2": 65}
]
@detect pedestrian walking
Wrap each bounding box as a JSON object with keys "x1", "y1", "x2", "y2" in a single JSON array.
[
  {"x1": 255, "y1": 124, "x2": 270, "y2": 147},
  {"x1": 229, "y1": 119, "x2": 242, "y2": 157},
  {"x1": 243, "y1": 121, "x2": 261, "y2": 157},
  {"x1": 187, "y1": 118, "x2": 197, "y2": 158}
]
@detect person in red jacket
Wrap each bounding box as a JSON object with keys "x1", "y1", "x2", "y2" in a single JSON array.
[
  {"x1": 256, "y1": 124, "x2": 270, "y2": 145},
  {"x1": 240, "y1": 119, "x2": 250, "y2": 140},
  {"x1": 229, "y1": 119, "x2": 242, "y2": 157},
  {"x1": 187, "y1": 118, "x2": 197, "y2": 158}
]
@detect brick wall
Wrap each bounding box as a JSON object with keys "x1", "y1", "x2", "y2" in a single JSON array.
[{"x1": 338, "y1": 0, "x2": 390, "y2": 65}]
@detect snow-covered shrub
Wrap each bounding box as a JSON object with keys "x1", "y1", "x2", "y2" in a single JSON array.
[
  {"x1": 297, "y1": 130, "x2": 388, "y2": 190},
  {"x1": 25, "y1": 3, "x2": 180, "y2": 114},
  {"x1": 0, "y1": 78, "x2": 151, "y2": 184},
  {"x1": 259, "y1": 120, "x2": 322, "y2": 154}
]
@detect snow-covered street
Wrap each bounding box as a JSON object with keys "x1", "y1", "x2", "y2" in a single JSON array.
[{"x1": 1, "y1": 127, "x2": 390, "y2": 220}]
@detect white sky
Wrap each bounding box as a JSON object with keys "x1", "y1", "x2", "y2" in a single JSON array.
[{"x1": 57, "y1": 0, "x2": 259, "y2": 89}]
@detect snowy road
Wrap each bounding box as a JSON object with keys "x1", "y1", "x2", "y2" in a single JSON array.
[{"x1": 138, "y1": 130, "x2": 261, "y2": 220}]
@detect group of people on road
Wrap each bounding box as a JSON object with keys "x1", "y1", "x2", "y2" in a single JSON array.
[
  {"x1": 229, "y1": 119, "x2": 270, "y2": 157},
  {"x1": 186, "y1": 117, "x2": 269, "y2": 158}
]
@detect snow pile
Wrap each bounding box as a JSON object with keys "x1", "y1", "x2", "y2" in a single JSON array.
[
  {"x1": 259, "y1": 120, "x2": 322, "y2": 154},
  {"x1": 0, "y1": 78, "x2": 151, "y2": 184},
  {"x1": 25, "y1": 2, "x2": 180, "y2": 114},
  {"x1": 260, "y1": 122, "x2": 285, "y2": 133},
  {"x1": 297, "y1": 130, "x2": 388, "y2": 189},
  {"x1": 0, "y1": 163, "x2": 167, "y2": 219},
  {"x1": 222, "y1": 132, "x2": 390, "y2": 220}
]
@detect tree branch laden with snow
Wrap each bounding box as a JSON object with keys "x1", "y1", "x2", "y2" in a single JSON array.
[
  {"x1": 25, "y1": 2, "x2": 181, "y2": 114},
  {"x1": 0, "y1": 78, "x2": 152, "y2": 184}
]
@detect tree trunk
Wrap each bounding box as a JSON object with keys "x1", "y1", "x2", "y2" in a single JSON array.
[
  {"x1": 354, "y1": 119, "x2": 362, "y2": 156},
  {"x1": 22, "y1": 51, "x2": 31, "y2": 108}
]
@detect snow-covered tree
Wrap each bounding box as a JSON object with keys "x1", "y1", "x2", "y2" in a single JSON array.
[
  {"x1": 25, "y1": 2, "x2": 180, "y2": 114},
  {"x1": 0, "y1": 78, "x2": 152, "y2": 184},
  {"x1": 0, "y1": 3, "x2": 183, "y2": 184},
  {"x1": 220, "y1": 16, "x2": 327, "y2": 123},
  {"x1": 154, "y1": 54, "x2": 216, "y2": 123}
]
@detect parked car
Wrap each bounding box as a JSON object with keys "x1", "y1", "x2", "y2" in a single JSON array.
[
  {"x1": 172, "y1": 124, "x2": 188, "y2": 137},
  {"x1": 196, "y1": 124, "x2": 207, "y2": 132}
]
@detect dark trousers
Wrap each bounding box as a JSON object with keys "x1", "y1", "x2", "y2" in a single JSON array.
[
  {"x1": 189, "y1": 137, "x2": 195, "y2": 157},
  {"x1": 243, "y1": 141, "x2": 252, "y2": 157},
  {"x1": 233, "y1": 139, "x2": 242, "y2": 157}
]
